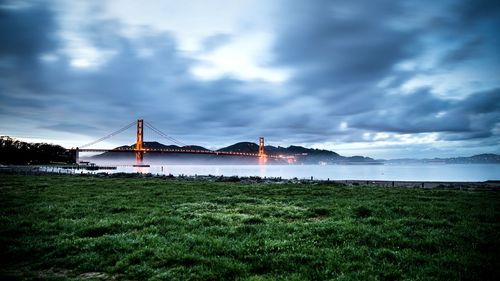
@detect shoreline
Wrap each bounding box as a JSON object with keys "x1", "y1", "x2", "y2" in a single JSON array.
[{"x1": 1, "y1": 166, "x2": 498, "y2": 190}]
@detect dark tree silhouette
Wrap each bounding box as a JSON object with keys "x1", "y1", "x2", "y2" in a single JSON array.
[{"x1": 0, "y1": 136, "x2": 74, "y2": 164}]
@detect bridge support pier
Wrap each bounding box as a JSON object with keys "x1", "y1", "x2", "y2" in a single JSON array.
[
  {"x1": 135, "y1": 119, "x2": 144, "y2": 165},
  {"x1": 258, "y1": 137, "x2": 267, "y2": 164},
  {"x1": 75, "y1": 120, "x2": 278, "y2": 166},
  {"x1": 69, "y1": 148, "x2": 79, "y2": 164}
]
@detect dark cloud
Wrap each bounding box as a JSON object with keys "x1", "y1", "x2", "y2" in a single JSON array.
[
  {"x1": 266, "y1": 0, "x2": 500, "y2": 148},
  {"x1": 441, "y1": 38, "x2": 483, "y2": 65},
  {"x1": 0, "y1": 3, "x2": 280, "y2": 147},
  {"x1": 0, "y1": 0, "x2": 499, "y2": 157},
  {"x1": 268, "y1": 0, "x2": 423, "y2": 126},
  {"x1": 272, "y1": 1, "x2": 416, "y2": 88},
  {"x1": 0, "y1": 2, "x2": 58, "y2": 60},
  {"x1": 40, "y1": 122, "x2": 99, "y2": 133},
  {"x1": 0, "y1": 2, "x2": 59, "y2": 99},
  {"x1": 348, "y1": 88, "x2": 500, "y2": 138},
  {"x1": 457, "y1": 88, "x2": 500, "y2": 114},
  {"x1": 428, "y1": 0, "x2": 500, "y2": 69},
  {"x1": 456, "y1": 0, "x2": 500, "y2": 23}
]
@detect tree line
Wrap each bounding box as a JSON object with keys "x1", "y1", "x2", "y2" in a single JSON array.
[{"x1": 0, "y1": 136, "x2": 74, "y2": 165}]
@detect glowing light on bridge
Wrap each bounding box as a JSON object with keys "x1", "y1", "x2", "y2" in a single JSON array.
[
  {"x1": 135, "y1": 119, "x2": 145, "y2": 165},
  {"x1": 70, "y1": 119, "x2": 295, "y2": 165},
  {"x1": 258, "y1": 136, "x2": 267, "y2": 164}
]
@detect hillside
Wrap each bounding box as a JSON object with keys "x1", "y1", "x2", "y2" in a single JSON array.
[
  {"x1": 385, "y1": 153, "x2": 500, "y2": 164},
  {"x1": 92, "y1": 141, "x2": 378, "y2": 164}
]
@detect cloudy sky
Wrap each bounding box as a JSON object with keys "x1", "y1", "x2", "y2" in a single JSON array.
[{"x1": 1, "y1": 0, "x2": 499, "y2": 158}]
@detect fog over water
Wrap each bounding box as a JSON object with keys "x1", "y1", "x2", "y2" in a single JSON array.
[{"x1": 83, "y1": 158, "x2": 500, "y2": 182}]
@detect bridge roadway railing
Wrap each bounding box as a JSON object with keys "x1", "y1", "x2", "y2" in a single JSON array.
[{"x1": 73, "y1": 148, "x2": 284, "y2": 159}]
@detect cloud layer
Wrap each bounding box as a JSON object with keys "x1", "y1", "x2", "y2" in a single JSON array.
[{"x1": 0, "y1": 0, "x2": 499, "y2": 158}]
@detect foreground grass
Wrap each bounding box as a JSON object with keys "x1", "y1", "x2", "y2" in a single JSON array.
[{"x1": 0, "y1": 174, "x2": 499, "y2": 280}]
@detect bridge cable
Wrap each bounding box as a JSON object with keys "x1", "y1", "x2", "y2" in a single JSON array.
[
  {"x1": 80, "y1": 121, "x2": 136, "y2": 148},
  {"x1": 144, "y1": 121, "x2": 188, "y2": 147},
  {"x1": 144, "y1": 122, "x2": 187, "y2": 147}
]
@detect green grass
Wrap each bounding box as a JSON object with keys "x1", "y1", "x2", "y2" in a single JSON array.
[{"x1": 1, "y1": 174, "x2": 499, "y2": 280}]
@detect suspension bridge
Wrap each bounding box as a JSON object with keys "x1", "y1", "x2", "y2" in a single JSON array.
[{"x1": 70, "y1": 119, "x2": 294, "y2": 165}]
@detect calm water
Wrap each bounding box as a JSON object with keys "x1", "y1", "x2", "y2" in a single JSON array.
[{"x1": 75, "y1": 163, "x2": 500, "y2": 182}]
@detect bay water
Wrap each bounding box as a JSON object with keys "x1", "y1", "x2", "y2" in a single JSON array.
[{"x1": 78, "y1": 163, "x2": 500, "y2": 182}]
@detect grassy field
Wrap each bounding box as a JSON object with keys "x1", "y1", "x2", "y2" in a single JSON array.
[{"x1": 0, "y1": 174, "x2": 499, "y2": 280}]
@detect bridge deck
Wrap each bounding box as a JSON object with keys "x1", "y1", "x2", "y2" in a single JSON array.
[{"x1": 73, "y1": 148, "x2": 287, "y2": 159}]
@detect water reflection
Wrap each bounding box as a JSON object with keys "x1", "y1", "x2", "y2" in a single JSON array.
[
  {"x1": 259, "y1": 164, "x2": 266, "y2": 178},
  {"x1": 78, "y1": 163, "x2": 499, "y2": 182},
  {"x1": 133, "y1": 166, "x2": 147, "y2": 174}
]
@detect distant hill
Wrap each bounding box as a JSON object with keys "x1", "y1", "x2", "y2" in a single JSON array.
[
  {"x1": 111, "y1": 141, "x2": 201, "y2": 150},
  {"x1": 217, "y1": 142, "x2": 257, "y2": 153},
  {"x1": 89, "y1": 141, "x2": 500, "y2": 165},
  {"x1": 92, "y1": 141, "x2": 379, "y2": 164},
  {"x1": 94, "y1": 142, "x2": 210, "y2": 160},
  {"x1": 445, "y1": 153, "x2": 500, "y2": 164},
  {"x1": 385, "y1": 153, "x2": 500, "y2": 164}
]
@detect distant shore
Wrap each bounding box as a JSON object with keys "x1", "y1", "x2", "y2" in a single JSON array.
[{"x1": 1, "y1": 165, "x2": 498, "y2": 190}]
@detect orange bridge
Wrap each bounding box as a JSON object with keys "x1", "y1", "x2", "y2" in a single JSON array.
[{"x1": 70, "y1": 119, "x2": 294, "y2": 165}]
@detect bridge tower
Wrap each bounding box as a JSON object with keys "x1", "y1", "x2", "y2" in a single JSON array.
[
  {"x1": 71, "y1": 147, "x2": 79, "y2": 164},
  {"x1": 135, "y1": 119, "x2": 144, "y2": 164},
  {"x1": 258, "y1": 137, "x2": 266, "y2": 157},
  {"x1": 258, "y1": 136, "x2": 267, "y2": 164}
]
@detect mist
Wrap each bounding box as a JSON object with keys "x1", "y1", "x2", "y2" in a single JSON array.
[{"x1": 81, "y1": 153, "x2": 278, "y2": 166}]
